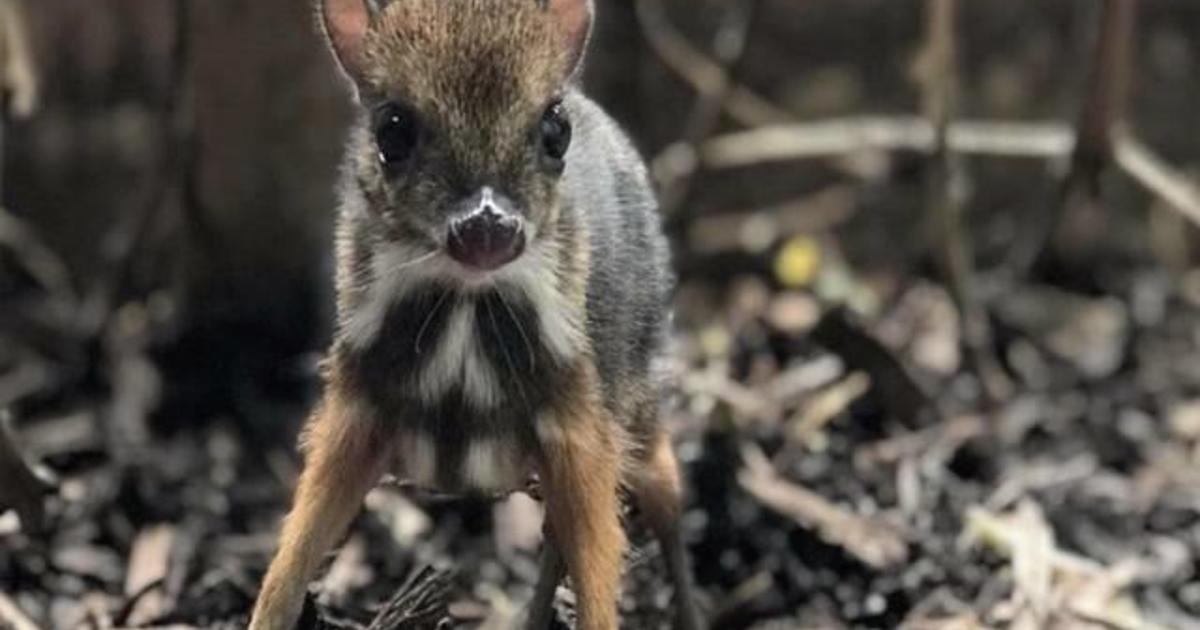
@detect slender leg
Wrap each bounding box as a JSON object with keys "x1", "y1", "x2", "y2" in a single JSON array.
[
  {"x1": 630, "y1": 429, "x2": 704, "y2": 630},
  {"x1": 537, "y1": 403, "x2": 626, "y2": 630},
  {"x1": 526, "y1": 524, "x2": 567, "y2": 630},
  {"x1": 250, "y1": 394, "x2": 391, "y2": 630}
]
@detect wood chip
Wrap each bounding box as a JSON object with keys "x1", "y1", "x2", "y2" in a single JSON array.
[
  {"x1": 320, "y1": 533, "x2": 371, "y2": 607},
  {"x1": 493, "y1": 492, "x2": 543, "y2": 558},
  {"x1": 365, "y1": 487, "x2": 431, "y2": 549},
  {"x1": 789, "y1": 371, "x2": 872, "y2": 446},
  {"x1": 123, "y1": 524, "x2": 175, "y2": 626},
  {"x1": 1009, "y1": 500, "x2": 1054, "y2": 622}
]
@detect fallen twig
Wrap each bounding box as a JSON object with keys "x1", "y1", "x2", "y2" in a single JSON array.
[
  {"x1": 0, "y1": 411, "x2": 55, "y2": 534},
  {"x1": 0, "y1": 592, "x2": 38, "y2": 630},
  {"x1": 119, "y1": 524, "x2": 176, "y2": 626},
  {"x1": 365, "y1": 566, "x2": 454, "y2": 630},
  {"x1": 788, "y1": 371, "x2": 871, "y2": 446},
  {"x1": 854, "y1": 415, "x2": 985, "y2": 472},
  {"x1": 962, "y1": 503, "x2": 1171, "y2": 630},
  {"x1": 739, "y1": 443, "x2": 909, "y2": 570},
  {"x1": 0, "y1": 206, "x2": 75, "y2": 302},
  {"x1": 683, "y1": 367, "x2": 781, "y2": 422}
]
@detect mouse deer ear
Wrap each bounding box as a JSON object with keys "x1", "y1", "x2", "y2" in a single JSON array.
[
  {"x1": 319, "y1": 0, "x2": 375, "y2": 83},
  {"x1": 545, "y1": 0, "x2": 594, "y2": 81}
]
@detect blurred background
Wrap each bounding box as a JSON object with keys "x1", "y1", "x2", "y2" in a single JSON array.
[{"x1": 3, "y1": 0, "x2": 1200, "y2": 628}]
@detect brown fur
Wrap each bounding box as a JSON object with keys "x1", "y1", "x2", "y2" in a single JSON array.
[
  {"x1": 249, "y1": 2, "x2": 699, "y2": 629},
  {"x1": 631, "y1": 429, "x2": 683, "y2": 535},
  {"x1": 536, "y1": 362, "x2": 627, "y2": 630},
  {"x1": 630, "y1": 429, "x2": 703, "y2": 630},
  {"x1": 332, "y1": 0, "x2": 580, "y2": 264},
  {"x1": 251, "y1": 374, "x2": 394, "y2": 630},
  {"x1": 363, "y1": 0, "x2": 567, "y2": 190}
]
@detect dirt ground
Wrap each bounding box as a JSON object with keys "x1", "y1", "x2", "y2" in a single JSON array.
[{"x1": 5, "y1": 250, "x2": 1200, "y2": 630}]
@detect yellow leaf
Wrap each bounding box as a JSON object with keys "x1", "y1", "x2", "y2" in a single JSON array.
[{"x1": 774, "y1": 235, "x2": 822, "y2": 288}]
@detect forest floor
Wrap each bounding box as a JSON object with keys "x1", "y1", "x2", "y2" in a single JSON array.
[
  {"x1": 4, "y1": 243, "x2": 1200, "y2": 630},
  {"x1": 5, "y1": 0, "x2": 1200, "y2": 628}
]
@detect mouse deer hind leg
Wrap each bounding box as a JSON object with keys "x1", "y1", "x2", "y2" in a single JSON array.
[
  {"x1": 249, "y1": 390, "x2": 392, "y2": 630},
  {"x1": 630, "y1": 428, "x2": 704, "y2": 630},
  {"x1": 525, "y1": 521, "x2": 567, "y2": 630}
]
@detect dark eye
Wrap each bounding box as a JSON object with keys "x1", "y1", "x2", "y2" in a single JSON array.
[
  {"x1": 540, "y1": 100, "x2": 572, "y2": 162},
  {"x1": 375, "y1": 104, "x2": 419, "y2": 166}
]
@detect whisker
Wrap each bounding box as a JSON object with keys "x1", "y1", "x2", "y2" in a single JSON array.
[
  {"x1": 484, "y1": 298, "x2": 530, "y2": 411},
  {"x1": 414, "y1": 288, "x2": 452, "y2": 356},
  {"x1": 497, "y1": 290, "x2": 536, "y2": 371},
  {"x1": 385, "y1": 249, "x2": 438, "y2": 274}
]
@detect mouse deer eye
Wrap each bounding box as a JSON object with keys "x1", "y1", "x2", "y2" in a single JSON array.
[
  {"x1": 539, "y1": 100, "x2": 572, "y2": 164},
  {"x1": 375, "y1": 103, "x2": 419, "y2": 166}
]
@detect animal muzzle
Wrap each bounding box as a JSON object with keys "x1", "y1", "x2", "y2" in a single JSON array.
[{"x1": 446, "y1": 187, "x2": 526, "y2": 271}]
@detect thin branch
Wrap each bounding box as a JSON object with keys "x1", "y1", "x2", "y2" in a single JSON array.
[
  {"x1": 1114, "y1": 131, "x2": 1200, "y2": 226},
  {"x1": 0, "y1": 0, "x2": 67, "y2": 301},
  {"x1": 683, "y1": 115, "x2": 1200, "y2": 240},
  {"x1": 1029, "y1": 0, "x2": 1138, "y2": 270},
  {"x1": 641, "y1": 0, "x2": 764, "y2": 224},
  {"x1": 365, "y1": 566, "x2": 454, "y2": 630},
  {"x1": 0, "y1": 411, "x2": 55, "y2": 534},
  {"x1": 697, "y1": 117, "x2": 1075, "y2": 170},
  {"x1": 1070, "y1": 0, "x2": 1137, "y2": 182},
  {"x1": 0, "y1": 207, "x2": 75, "y2": 301},
  {"x1": 0, "y1": 0, "x2": 38, "y2": 120},
  {"x1": 80, "y1": 0, "x2": 197, "y2": 335},
  {"x1": 920, "y1": 0, "x2": 1010, "y2": 403},
  {"x1": 922, "y1": 0, "x2": 965, "y2": 306},
  {"x1": 920, "y1": 0, "x2": 958, "y2": 142},
  {"x1": 634, "y1": 0, "x2": 789, "y2": 129}
]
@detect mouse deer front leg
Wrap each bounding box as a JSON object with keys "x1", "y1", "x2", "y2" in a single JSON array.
[
  {"x1": 535, "y1": 364, "x2": 627, "y2": 630},
  {"x1": 250, "y1": 387, "x2": 392, "y2": 630}
]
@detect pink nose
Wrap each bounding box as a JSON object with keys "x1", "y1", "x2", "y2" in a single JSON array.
[{"x1": 447, "y1": 190, "x2": 525, "y2": 271}]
